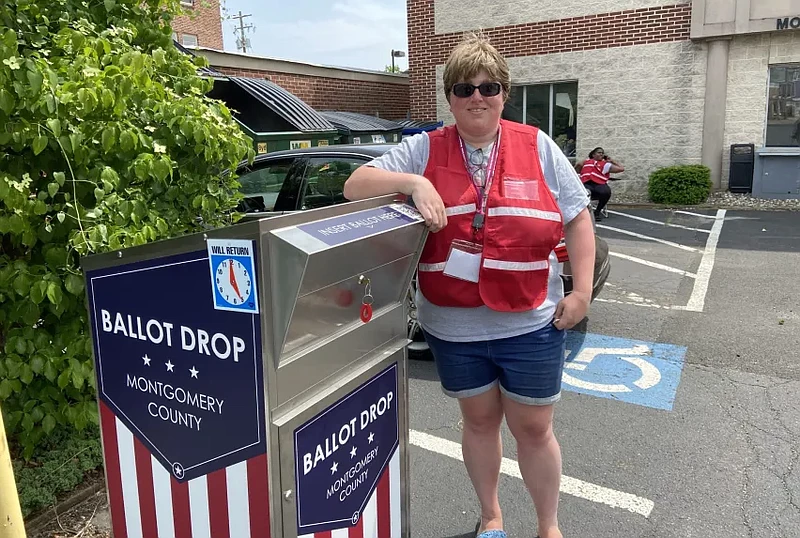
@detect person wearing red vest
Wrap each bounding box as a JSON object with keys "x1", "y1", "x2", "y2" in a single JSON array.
[
  {"x1": 343, "y1": 33, "x2": 595, "y2": 538},
  {"x1": 575, "y1": 147, "x2": 625, "y2": 221}
]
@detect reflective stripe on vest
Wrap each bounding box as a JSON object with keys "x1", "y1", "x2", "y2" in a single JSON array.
[
  {"x1": 487, "y1": 206, "x2": 562, "y2": 222},
  {"x1": 580, "y1": 159, "x2": 609, "y2": 184}
]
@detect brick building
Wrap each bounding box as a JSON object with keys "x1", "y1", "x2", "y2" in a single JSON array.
[
  {"x1": 196, "y1": 48, "x2": 410, "y2": 121},
  {"x1": 407, "y1": 0, "x2": 800, "y2": 191},
  {"x1": 172, "y1": 0, "x2": 223, "y2": 50}
]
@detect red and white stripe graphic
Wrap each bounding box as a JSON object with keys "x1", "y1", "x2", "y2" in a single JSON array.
[
  {"x1": 99, "y1": 401, "x2": 271, "y2": 538},
  {"x1": 298, "y1": 448, "x2": 402, "y2": 538}
]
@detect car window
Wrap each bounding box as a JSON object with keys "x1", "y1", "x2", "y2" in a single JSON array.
[
  {"x1": 300, "y1": 157, "x2": 367, "y2": 210},
  {"x1": 236, "y1": 158, "x2": 296, "y2": 213}
]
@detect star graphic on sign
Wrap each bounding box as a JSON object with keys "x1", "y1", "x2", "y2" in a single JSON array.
[
  {"x1": 350, "y1": 446, "x2": 357, "y2": 459},
  {"x1": 331, "y1": 461, "x2": 338, "y2": 475},
  {"x1": 142, "y1": 354, "x2": 151, "y2": 366},
  {"x1": 368, "y1": 432, "x2": 374, "y2": 444},
  {"x1": 189, "y1": 366, "x2": 199, "y2": 379},
  {"x1": 165, "y1": 360, "x2": 174, "y2": 372}
]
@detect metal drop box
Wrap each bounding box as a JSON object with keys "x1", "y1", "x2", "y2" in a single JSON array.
[
  {"x1": 81, "y1": 195, "x2": 427, "y2": 538},
  {"x1": 752, "y1": 147, "x2": 800, "y2": 199}
]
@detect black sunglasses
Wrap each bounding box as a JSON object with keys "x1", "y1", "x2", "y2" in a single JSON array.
[{"x1": 451, "y1": 82, "x2": 502, "y2": 98}]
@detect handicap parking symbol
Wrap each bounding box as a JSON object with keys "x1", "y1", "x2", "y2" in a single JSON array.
[{"x1": 562, "y1": 332, "x2": 687, "y2": 411}]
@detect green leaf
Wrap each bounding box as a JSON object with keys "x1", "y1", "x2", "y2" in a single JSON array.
[
  {"x1": 13, "y1": 274, "x2": 31, "y2": 296},
  {"x1": 27, "y1": 69, "x2": 43, "y2": 95},
  {"x1": 20, "y1": 364, "x2": 34, "y2": 384},
  {"x1": 32, "y1": 135, "x2": 48, "y2": 155},
  {"x1": 134, "y1": 159, "x2": 149, "y2": 180},
  {"x1": 94, "y1": 187, "x2": 105, "y2": 201},
  {"x1": 34, "y1": 200, "x2": 47, "y2": 215},
  {"x1": 42, "y1": 414, "x2": 56, "y2": 434},
  {"x1": 48, "y1": 182, "x2": 59, "y2": 197},
  {"x1": 120, "y1": 130, "x2": 135, "y2": 152},
  {"x1": 65, "y1": 274, "x2": 84, "y2": 295},
  {"x1": 0, "y1": 379, "x2": 11, "y2": 399},
  {"x1": 45, "y1": 246, "x2": 67, "y2": 268},
  {"x1": 57, "y1": 211, "x2": 66, "y2": 223},
  {"x1": 43, "y1": 361, "x2": 57, "y2": 382},
  {"x1": 102, "y1": 88, "x2": 115, "y2": 109},
  {"x1": 20, "y1": 302, "x2": 40, "y2": 326},
  {"x1": 45, "y1": 94, "x2": 56, "y2": 113},
  {"x1": 46, "y1": 282, "x2": 64, "y2": 305},
  {"x1": 30, "y1": 281, "x2": 47, "y2": 304},
  {"x1": 54, "y1": 171, "x2": 66, "y2": 186},
  {"x1": 5, "y1": 355, "x2": 21, "y2": 377},
  {"x1": 152, "y1": 159, "x2": 170, "y2": 182},
  {"x1": 0, "y1": 89, "x2": 14, "y2": 114},
  {"x1": 46, "y1": 118, "x2": 62, "y2": 137},
  {"x1": 57, "y1": 369, "x2": 70, "y2": 389},
  {"x1": 101, "y1": 127, "x2": 115, "y2": 152},
  {"x1": 31, "y1": 355, "x2": 45, "y2": 374}
]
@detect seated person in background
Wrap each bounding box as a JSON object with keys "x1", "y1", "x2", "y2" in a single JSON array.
[{"x1": 575, "y1": 147, "x2": 624, "y2": 221}]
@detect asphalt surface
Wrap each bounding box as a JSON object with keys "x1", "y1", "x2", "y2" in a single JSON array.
[{"x1": 407, "y1": 209, "x2": 800, "y2": 538}]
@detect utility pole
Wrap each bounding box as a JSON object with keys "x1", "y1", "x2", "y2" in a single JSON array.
[
  {"x1": 0, "y1": 403, "x2": 26, "y2": 538},
  {"x1": 231, "y1": 11, "x2": 254, "y2": 54}
]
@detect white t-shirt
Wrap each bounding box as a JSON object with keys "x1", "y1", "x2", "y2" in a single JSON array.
[{"x1": 366, "y1": 128, "x2": 590, "y2": 342}]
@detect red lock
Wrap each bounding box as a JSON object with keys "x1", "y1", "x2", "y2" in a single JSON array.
[
  {"x1": 360, "y1": 302, "x2": 373, "y2": 323},
  {"x1": 358, "y1": 275, "x2": 374, "y2": 323}
]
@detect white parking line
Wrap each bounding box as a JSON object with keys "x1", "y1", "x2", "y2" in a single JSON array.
[
  {"x1": 684, "y1": 209, "x2": 726, "y2": 312},
  {"x1": 607, "y1": 211, "x2": 711, "y2": 234},
  {"x1": 597, "y1": 225, "x2": 700, "y2": 252},
  {"x1": 596, "y1": 297, "x2": 686, "y2": 310},
  {"x1": 609, "y1": 251, "x2": 697, "y2": 278},
  {"x1": 674, "y1": 210, "x2": 717, "y2": 219},
  {"x1": 410, "y1": 430, "x2": 655, "y2": 518}
]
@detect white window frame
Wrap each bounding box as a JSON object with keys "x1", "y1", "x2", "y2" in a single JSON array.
[{"x1": 181, "y1": 33, "x2": 199, "y2": 48}]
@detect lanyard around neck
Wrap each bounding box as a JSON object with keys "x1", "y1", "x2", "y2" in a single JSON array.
[{"x1": 458, "y1": 127, "x2": 502, "y2": 214}]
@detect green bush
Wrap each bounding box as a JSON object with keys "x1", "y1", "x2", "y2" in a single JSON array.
[
  {"x1": 13, "y1": 425, "x2": 103, "y2": 517},
  {"x1": 0, "y1": 0, "x2": 254, "y2": 458},
  {"x1": 648, "y1": 165, "x2": 712, "y2": 205}
]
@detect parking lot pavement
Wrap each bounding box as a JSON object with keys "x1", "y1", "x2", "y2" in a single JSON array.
[{"x1": 408, "y1": 208, "x2": 800, "y2": 538}]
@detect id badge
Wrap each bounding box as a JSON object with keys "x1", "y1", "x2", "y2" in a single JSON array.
[{"x1": 443, "y1": 240, "x2": 482, "y2": 283}]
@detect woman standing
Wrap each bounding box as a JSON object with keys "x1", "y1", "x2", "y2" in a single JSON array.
[{"x1": 343, "y1": 34, "x2": 595, "y2": 538}]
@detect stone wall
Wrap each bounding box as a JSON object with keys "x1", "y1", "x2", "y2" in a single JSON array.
[{"x1": 434, "y1": 41, "x2": 708, "y2": 191}]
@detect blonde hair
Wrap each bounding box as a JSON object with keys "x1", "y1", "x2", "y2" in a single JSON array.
[{"x1": 443, "y1": 32, "x2": 510, "y2": 101}]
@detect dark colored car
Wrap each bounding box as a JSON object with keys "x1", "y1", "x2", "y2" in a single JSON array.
[{"x1": 233, "y1": 144, "x2": 610, "y2": 358}]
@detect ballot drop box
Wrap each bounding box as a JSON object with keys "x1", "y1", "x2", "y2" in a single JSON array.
[{"x1": 81, "y1": 195, "x2": 427, "y2": 538}]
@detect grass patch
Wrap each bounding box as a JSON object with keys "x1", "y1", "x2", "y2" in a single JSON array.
[{"x1": 11, "y1": 425, "x2": 103, "y2": 518}]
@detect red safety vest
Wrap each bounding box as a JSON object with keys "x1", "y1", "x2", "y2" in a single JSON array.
[
  {"x1": 580, "y1": 159, "x2": 610, "y2": 185},
  {"x1": 417, "y1": 120, "x2": 564, "y2": 312}
]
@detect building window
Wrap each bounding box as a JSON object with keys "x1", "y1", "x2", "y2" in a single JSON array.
[
  {"x1": 181, "y1": 33, "x2": 198, "y2": 48},
  {"x1": 766, "y1": 64, "x2": 800, "y2": 147},
  {"x1": 171, "y1": 31, "x2": 178, "y2": 42},
  {"x1": 180, "y1": 0, "x2": 194, "y2": 6},
  {"x1": 502, "y1": 82, "x2": 578, "y2": 158}
]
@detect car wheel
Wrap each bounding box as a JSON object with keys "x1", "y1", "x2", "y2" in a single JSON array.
[{"x1": 407, "y1": 273, "x2": 433, "y2": 361}]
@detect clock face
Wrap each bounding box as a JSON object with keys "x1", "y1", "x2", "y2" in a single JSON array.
[{"x1": 215, "y1": 259, "x2": 252, "y2": 306}]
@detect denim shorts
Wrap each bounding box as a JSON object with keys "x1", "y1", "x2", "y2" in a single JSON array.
[{"x1": 423, "y1": 323, "x2": 567, "y2": 405}]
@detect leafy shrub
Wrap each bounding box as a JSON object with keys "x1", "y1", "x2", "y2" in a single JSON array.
[
  {"x1": 648, "y1": 165, "x2": 712, "y2": 205},
  {"x1": 13, "y1": 425, "x2": 103, "y2": 517},
  {"x1": 0, "y1": 0, "x2": 254, "y2": 458}
]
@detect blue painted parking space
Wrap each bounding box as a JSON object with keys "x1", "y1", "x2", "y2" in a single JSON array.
[{"x1": 563, "y1": 332, "x2": 687, "y2": 411}]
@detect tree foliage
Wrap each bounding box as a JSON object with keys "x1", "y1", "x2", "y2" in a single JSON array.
[{"x1": 0, "y1": 0, "x2": 254, "y2": 457}]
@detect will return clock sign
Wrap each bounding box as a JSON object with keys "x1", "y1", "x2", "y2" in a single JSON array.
[{"x1": 207, "y1": 239, "x2": 260, "y2": 314}]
